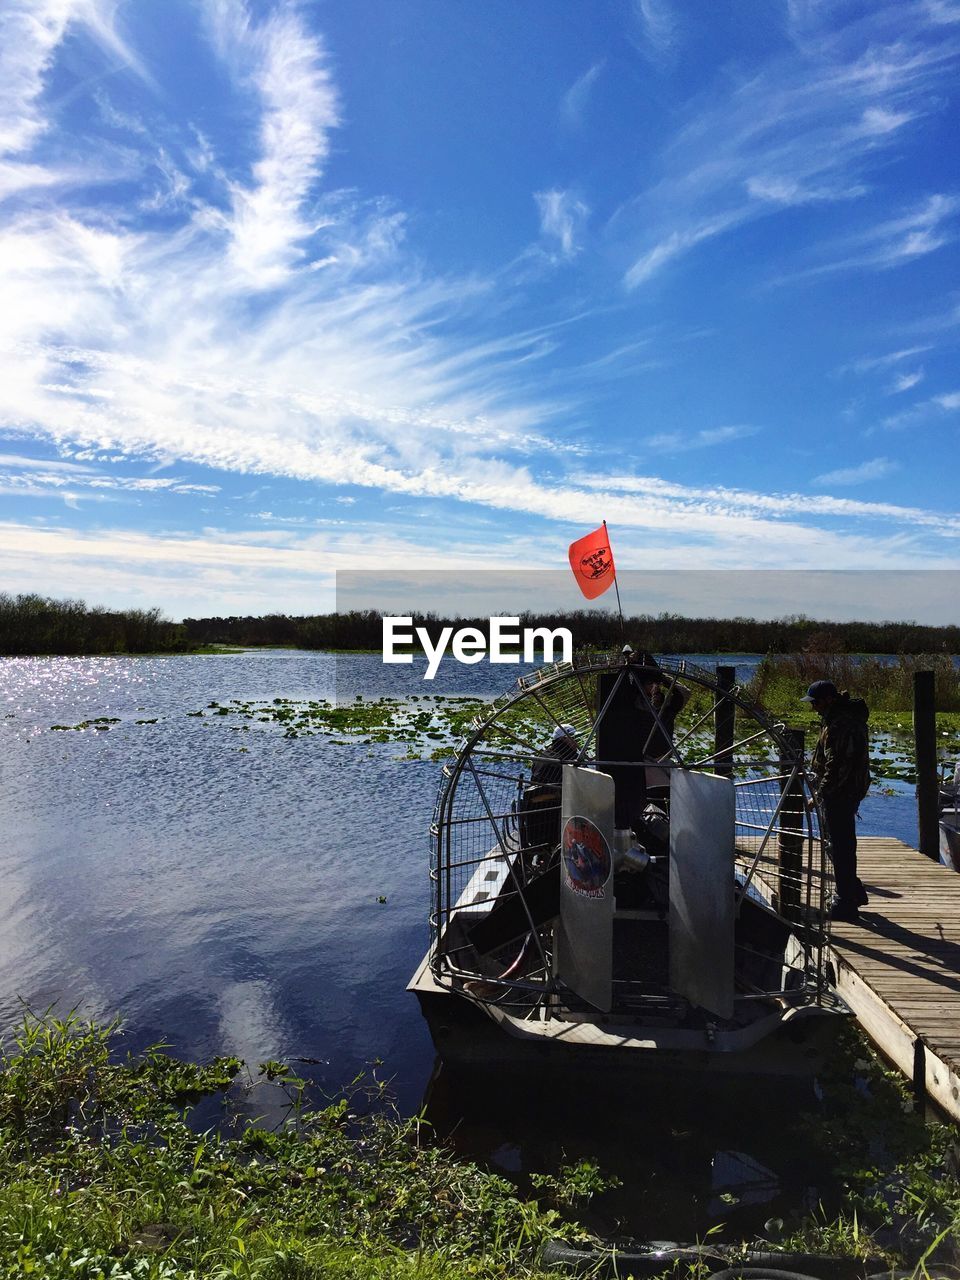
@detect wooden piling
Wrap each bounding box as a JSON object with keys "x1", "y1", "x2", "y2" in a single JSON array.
[
  {"x1": 913, "y1": 670, "x2": 939, "y2": 861},
  {"x1": 714, "y1": 664, "x2": 736, "y2": 780}
]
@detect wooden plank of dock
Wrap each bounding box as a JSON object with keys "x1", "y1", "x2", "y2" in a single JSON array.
[{"x1": 828, "y1": 835, "x2": 960, "y2": 1120}]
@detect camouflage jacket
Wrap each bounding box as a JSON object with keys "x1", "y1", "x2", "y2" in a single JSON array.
[{"x1": 811, "y1": 694, "x2": 871, "y2": 802}]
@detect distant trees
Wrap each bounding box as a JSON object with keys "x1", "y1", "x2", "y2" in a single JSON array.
[
  {"x1": 0, "y1": 594, "x2": 188, "y2": 655},
  {"x1": 179, "y1": 609, "x2": 960, "y2": 656},
  {"x1": 2, "y1": 597, "x2": 958, "y2": 657}
]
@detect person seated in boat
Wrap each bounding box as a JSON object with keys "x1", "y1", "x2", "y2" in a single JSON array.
[
  {"x1": 627, "y1": 652, "x2": 690, "y2": 798},
  {"x1": 530, "y1": 723, "x2": 579, "y2": 787}
]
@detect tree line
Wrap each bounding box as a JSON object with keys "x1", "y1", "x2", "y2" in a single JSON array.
[
  {"x1": 1, "y1": 594, "x2": 958, "y2": 656},
  {"x1": 0, "y1": 594, "x2": 190, "y2": 655},
  {"x1": 184, "y1": 608, "x2": 959, "y2": 655}
]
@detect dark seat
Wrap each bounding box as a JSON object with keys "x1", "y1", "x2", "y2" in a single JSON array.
[{"x1": 517, "y1": 784, "x2": 561, "y2": 852}]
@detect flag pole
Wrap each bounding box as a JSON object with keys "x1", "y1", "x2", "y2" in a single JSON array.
[{"x1": 603, "y1": 519, "x2": 626, "y2": 640}]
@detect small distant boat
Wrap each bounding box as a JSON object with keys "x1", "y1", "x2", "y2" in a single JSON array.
[{"x1": 409, "y1": 653, "x2": 845, "y2": 1076}]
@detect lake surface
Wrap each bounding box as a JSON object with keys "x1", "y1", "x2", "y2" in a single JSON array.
[{"x1": 0, "y1": 649, "x2": 933, "y2": 1241}]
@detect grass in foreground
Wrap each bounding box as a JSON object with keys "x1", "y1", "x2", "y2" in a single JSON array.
[
  {"x1": 4, "y1": 1013, "x2": 960, "y2": 1278},
  {"x1": 0, "y1": 1010, "x2": 596, "y2": 1280}
]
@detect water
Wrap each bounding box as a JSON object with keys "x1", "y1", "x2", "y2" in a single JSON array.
[{"x1": 0, "y1": 650, "x2": 933, "y2": 1242}]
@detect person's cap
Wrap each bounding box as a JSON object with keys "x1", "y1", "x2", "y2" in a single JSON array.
[
  {"x1": 553, "y1": 723, "x2": 578, "y2": 742},
  {"x1": 801, "y1": 679, "x2": 838, "y2": 702}
]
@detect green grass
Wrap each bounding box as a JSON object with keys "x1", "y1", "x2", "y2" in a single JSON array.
[
  {"x1": 0, "y1": 1010, "x2": 592, "y2": 1280},
  {"x1": 4, "y1": 1013, "x2": 960, "y2": 1277}
]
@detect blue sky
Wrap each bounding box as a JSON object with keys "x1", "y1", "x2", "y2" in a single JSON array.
[{"x1": 0, "y1": 0, "x2": 958, "y2": 619}]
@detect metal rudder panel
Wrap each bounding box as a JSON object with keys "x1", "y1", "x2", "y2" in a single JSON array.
[
  {"x1": 669, "y1": 769, "x2": 735, "y2": 1019},
  {"x1": 556, "y1": 764, "x2": 615, "y2": 1012}
]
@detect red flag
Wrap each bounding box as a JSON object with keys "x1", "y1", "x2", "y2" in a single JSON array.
[{"x1": 568, "y1": 524, "x2": 616, "y2": 600}]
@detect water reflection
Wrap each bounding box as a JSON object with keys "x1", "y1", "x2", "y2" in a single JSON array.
[{"x1": 421, "y1": 1061, "x2": 834, "y2": 1242}]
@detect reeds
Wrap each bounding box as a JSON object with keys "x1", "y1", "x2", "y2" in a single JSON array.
[{"x1": 745, "y1": 653, "x2": 960, "y2": 713}]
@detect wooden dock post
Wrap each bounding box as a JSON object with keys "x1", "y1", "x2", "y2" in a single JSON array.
[
  {"x1": 914, "y1": 670, "x2": 939, "y2": 861},
  {"x1": 777, "y1": 728, "x2": 805, "y2": 919},
  {"x1": 714, "y1": 665, "x2": 736, "y2": 779}
]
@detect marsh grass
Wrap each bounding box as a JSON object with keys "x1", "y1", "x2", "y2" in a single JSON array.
[{"x1": 745, "y1": 654, "x2": 960, "y2": 715}]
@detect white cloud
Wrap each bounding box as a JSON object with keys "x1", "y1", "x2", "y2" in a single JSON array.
[
  {"x1": 562, "y1": 62, "x2": 605, "y2": 126},
  {"x1": 796, "y1": 193, "x2": 960, "y2": 279},
  {"x1": 633, "y1": 0, "x2": 677, "y2": 54},
  {"x1": 643, "y1": 425, "x2": 759, "y2": 453},
  {"x1": 572, "y1": 470, "x2": 959, "y2": 537},
  {"x1": 535, "y1": 189, "x2": 589, "y2": 258},
  {"x1": 812, "y1": 457, "x2": 899, "y2": 486},
  {"x1": 206, "y1": 0, "x2": 340, "y2": 287},
  {"x1": 881, "y1": 389, "x2": 960, "y2": 428},
  {"x1": 5, "y1": 502, "x2": 960, "y2": 627},
  {"x1": 0, "y1": 0, "x2": 957, "y2": 603},
  {"x1": 887, "y1": 369, "x2": 924, "y2": 394},
  {"x1": 845, "y1": 345, "x2": 934, "y2": 373},
  {"x1": 924, "y1": 0, "x2": 960, "y2": 23},
  {"x1": 0, "y1": 1, "x2": 149, "y2": 158}
]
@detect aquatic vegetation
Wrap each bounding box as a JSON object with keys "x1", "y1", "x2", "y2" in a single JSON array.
[
  {"x1": 778, "y1": 1026, "x2": 960, "y2": 1264},
  {"x1": 189, "y1": 695, "x2": 490, "y2": 759},
  {"x1": 48, "y1": 717, "x2": 120, "y2": 732},
  {"x1": 0, "y1": 1010, "x2": 587, "y2": 1278}
]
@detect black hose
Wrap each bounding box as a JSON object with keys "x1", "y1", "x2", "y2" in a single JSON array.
[
  {"x1": 541, "y1": 1241, "x2": 885, "y2": 1280},
  {"x1": 707, "y1": 1269, "x2": 837, "y2": 1280}
]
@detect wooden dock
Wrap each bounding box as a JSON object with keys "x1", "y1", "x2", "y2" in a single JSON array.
[{"x1": 828, "y1": 835, "x2": 960, "y2": 1120}]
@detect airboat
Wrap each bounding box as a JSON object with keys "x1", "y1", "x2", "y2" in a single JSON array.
[{"x1": 409, "y1": 652, "x2": 845, "y2": 1074}]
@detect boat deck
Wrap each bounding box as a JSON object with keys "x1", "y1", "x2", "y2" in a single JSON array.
[{"x1": 828, "y1": 835, "x2": 960, "y2": 1120}]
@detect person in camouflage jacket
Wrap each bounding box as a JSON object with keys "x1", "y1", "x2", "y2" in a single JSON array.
[{"x1": 804, "y1": 680, "x2": 871, "y2": 924}]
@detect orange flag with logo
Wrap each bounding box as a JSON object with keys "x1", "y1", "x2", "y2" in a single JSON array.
[{"x1": 568, "y1": 523, "x2": 616, "y2": 599}]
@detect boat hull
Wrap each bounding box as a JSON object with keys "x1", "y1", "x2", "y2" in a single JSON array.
[
  {"x1": 408, "y1": 950, "x2": 846, "y2": 1080},
  {"x1": 940, "y1": 809, "x2": 960, "y2": 871}
]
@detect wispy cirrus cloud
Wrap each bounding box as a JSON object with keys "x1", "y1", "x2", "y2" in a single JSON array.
[
  {"x1": 204, "y1": 0, "x2": 340, "y2": 287},
  {"x1": 631, "y1": 0, "x2": 678, "y2": 56},
  {"x1": 782, "y1": 193, "x2": 960, "y2": 282},
  {"x1": 617, "y1": 2, "x2": 959, "y2": 288},
  {"x1": 562, "y1": 62, "x2": 605, "y2": 127},
  {"x1": 535, "y1": 189, "x2": 589, "y2": 258},
  {"x1": 812, "y1": 457, "x2": 899, "y2": 486},
  {"x1": 2, "y1": 0, "x2": 959, "y2": 613},
  {"x1": 843, "y1": 345, "x2": 934, "y2": 374},
  {"x1": 643, "y1": 424, "x2": 759, "y2": 453},
  {"x1": 0, "y1": 2, "x2": 585, "y2": 516},
  {"x1": 0, "y1": 1, "x2": 145, "y2": 158},
  {"x1": 887, "y1": 369, "x2": 925, "y2": 394},
  {"x1": 880, "y1": 389, "x2": 960, "y2": 428},
  {"x1": 0, "y1": 451, "x2": 220, "y2": 503},
  {"x1": 573, "y1": 470, "x2": 960, "y2": 538}
]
